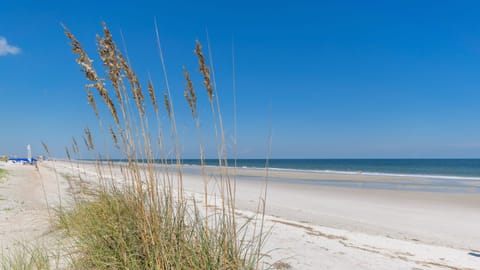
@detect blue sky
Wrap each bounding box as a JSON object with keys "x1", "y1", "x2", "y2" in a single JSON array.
[{"x1": 2, "y1": 0, "x2": 480, "y2": 158}]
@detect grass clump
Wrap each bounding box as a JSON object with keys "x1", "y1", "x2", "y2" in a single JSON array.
[
  {"x1": 58, "y1": 189, "x2": 254, "y2": 269},
  {"x1": 1, "y1": 244, "x2": 52, "y2": 270},
  {"x1": 54, "y1": 22, "x2": 266, "y2": 269}
]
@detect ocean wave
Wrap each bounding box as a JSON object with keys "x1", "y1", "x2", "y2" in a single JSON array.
[{"x1": 183, "y1": 164, "x2": 480, "y2": 181}]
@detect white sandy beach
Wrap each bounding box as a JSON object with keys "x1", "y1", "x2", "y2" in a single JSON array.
[
  {"x1": 1, "y1": 160, "x2": 479, "y2": 269},
  {"x1": 0, "y1": 162, "x2": 68, "y2": 266}
]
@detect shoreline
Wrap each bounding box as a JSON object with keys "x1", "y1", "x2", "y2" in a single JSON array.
[
  {"x1": 59, "y1": 158, "x2": 480, "y2": 181},
  {"x1": 45, "y1": 159, "x2": 480, "y2": 193},
  {"x1": 182, "y1": 164, "x2": 480, "y2": 194}
]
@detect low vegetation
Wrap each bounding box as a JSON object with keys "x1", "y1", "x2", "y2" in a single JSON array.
[
  {"x1": 1, "y1": 244, "x2": 53, "y2": 270},
  {"x1": 49, "y1": 22, "x2": 266, "y2": 269}
]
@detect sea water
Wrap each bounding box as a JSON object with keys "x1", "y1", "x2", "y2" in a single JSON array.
[
  {"x1": 180, "y1": 159, "x2": 480, "y2": 193},
  {"x1": 182, "y1": 159, "x2": 480, "y2": 178}
]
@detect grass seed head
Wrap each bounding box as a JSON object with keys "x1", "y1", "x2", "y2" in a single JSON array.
[
  {"x1": 86, "y1": 87, "x2": 99, "y2": 118},
  {"x1": 117, "y1": 51, "x2": 145, "y2": 116},
  {"x1": 163, "y1": 92, "x2": 172, "y2": 119},
  {"x1": 183, "y1": 67, "x2": 197, "y2": 117},
  {"x1": 63, "y1": 25, "x2": 98, "y2": 82},
  {"x1": 72, "y1": 137, "x2": 79, "y2": 154},
  {"x1": 148, "y1": 80, "x2": 158, "y2": 112},
  {"x1": 64, "y1": 24, "x2": 119, "y2": 124},
  {"x1": 65, "y1": 147, "x2": 71, "y2": 160},
  {"x1": 97, "y1": 22, "x2": 123, "y2": 103},
  {"x1": 84, "y1": 127, "x2": 95, "y2": 151},
  {"x1": 41, "y1": 142, "x2": 51, "y2": 156},
  {"x1": 93, "y1": 81, "x2": 119, "y2": 124},
  {"x1": 194, "y1": 41, "x2": 213, "y2": 102},
  {"x1": 109, "y1": 126, "x2": 119, "y2": 149}
]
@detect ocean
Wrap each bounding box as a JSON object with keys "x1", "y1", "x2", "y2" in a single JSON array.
[
  {"x1": 182, "y1": 159, "x2": 480, "y2": 179},
  {"x1": 98, "y1": 158, "x2": 480, "y2": 192},
  {"x1": 179, "y1": 159, "x2": 480, "y2": 193}
]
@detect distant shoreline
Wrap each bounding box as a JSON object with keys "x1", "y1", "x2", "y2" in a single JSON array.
[
  {"x1": 49, "y1": 159, "x2": 480, "y2": 193},
  {"x1": 59, "y1": 158, "x2": 480, "y2": 181}
]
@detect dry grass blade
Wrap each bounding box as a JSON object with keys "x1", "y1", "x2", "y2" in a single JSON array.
[{"x1": 194, "y1": 41, "x2": 213, "y2": 102}]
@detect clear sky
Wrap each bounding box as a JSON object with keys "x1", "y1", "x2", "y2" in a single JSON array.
[{"x1": 2, "y1": 0, "x2": 480, "y2": 158}]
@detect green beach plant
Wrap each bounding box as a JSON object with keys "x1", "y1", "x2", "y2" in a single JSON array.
[
  {"x1": 0, "y1": 243, "x2": 54, "y2": 270},
  {"x1": 56, "y1": 22, "x2": 267, "y2": 269}
]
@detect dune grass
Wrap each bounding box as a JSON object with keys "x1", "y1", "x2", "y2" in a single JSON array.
[
  {"x1": 51, "y1": 22, "x2": 267, "y2": 269},
  {"x1": 1, "y1": 244, "x2": 54, "y2": 270}
]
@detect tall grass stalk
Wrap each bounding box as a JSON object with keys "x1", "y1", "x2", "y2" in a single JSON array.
[{"x1": 57, "y1": 22, "x2": 266, "y2": 269}]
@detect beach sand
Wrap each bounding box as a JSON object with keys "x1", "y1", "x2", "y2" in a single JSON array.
[
  {"x1": 1, "y1": 160, "x2": 479, "y2": 269},
  {"x1": 0, "y1": 162, "x2": 67, "y2": 259}
]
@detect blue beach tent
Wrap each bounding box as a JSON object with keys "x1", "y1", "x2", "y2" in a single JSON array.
[{"x1": 7, "y1": 158, "x2": 37, "y2": 164}]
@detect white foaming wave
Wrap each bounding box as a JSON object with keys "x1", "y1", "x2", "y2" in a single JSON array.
[
  {"x1": 266, "y1": 168, "x2": 480, "y2": 181},
  {"x1": 178, "y1": 163, "x2": 480, "y2": 181}
]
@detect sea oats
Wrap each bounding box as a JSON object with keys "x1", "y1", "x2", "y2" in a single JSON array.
[
  {"x1": 63, "y1": 25, "x2": 98, "y2": 82},
  {"x1": 147, "y1": 79, "x2": 158, "y2": 112},
  {"x1": 65, "y1": 147, "x2": 71, "y2": 160},
  {"x1": 86, "y1": 87, "x2": 99, "y2": 118},
  {"x1": 133, "y1": 86, "x2": 145, "y2": 116},
  {"x1": 41, "y1": 142, "x2": 51, "y2": 156},
  {"x1": 82, "y1": 137, "x2": 89, "y2": 152},
  {"x1": 163, "y1": 92, "x2": 171, "y2": 119},
  {"x1": 194, "y1": 41, "x2": 213, "y2": 102},
  {"x1": 103, "y1": 90, "x2": 119, "y2": 123},
  {"x1": 84, "y1": 127, "x2": 94, "y2": 150},
  {"x1": 183, "y1": 67, "x2": 197, "y2": 117},
  {"x1": 95, "y1": 81, "x2": 119, "y2": 124},
  {"x1": 109, "y1": 126, "x2": 119, "y2": 149},
  {"x1": 64, "y1": 24, "x2": 119, "y2": 124},
  {"x1": 117, "y1": 51, "x2": 145, "y2": 116},
  {"x1": 97, "y1": 22, "x2": 122, "y2": 103},
  {"x1": 61, "y1": 24, "x2": 264, "y2": 269},
  {"x1": 72, "y1": 137, "x2": 79, "y2": 154}
]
